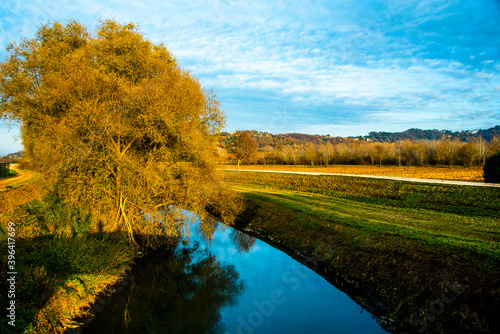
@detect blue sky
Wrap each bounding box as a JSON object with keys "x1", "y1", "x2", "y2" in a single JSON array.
[{"x1": 1, "y1": 0, "x2": 499, "y2": 155}]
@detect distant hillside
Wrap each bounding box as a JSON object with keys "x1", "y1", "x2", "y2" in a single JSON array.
[
  {"x1": 0, "y1": 151, "x2": 22, "y2": 162},
  {"x1": 219, "y1": 130, "x2": 346, "y2": 149},
  {"x1": 220, "y1": 126, "x2": 500, "y2": 149},
  {"x1": 367, "y1": 126, "x2": 500, "y2": 142}
]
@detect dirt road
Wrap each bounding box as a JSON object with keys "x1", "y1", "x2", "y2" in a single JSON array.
[{"x1": 0, "y1": 164, "x2": 37, "y2": 190}]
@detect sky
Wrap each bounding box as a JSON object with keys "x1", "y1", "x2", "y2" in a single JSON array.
[{"x1": 1, "y1": 0, "x2": 499, "y2": 155}]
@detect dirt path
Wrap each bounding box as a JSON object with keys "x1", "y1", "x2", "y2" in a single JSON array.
[
  {"x1": 224, "y1": 169, "x2": 500, "y2": 188},
  {"x1": 0, "y1": 164, "x2": 37, "y2": 190}
]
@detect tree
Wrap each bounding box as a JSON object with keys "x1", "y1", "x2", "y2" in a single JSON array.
[
  {"x1": 396, "y1": 141, "x2": 402, "y2": 166},
  {"x1": 475, "y1": 137, "x2": 489, "y2": 166},
  {"x1": 414, "y1": 141, "x2": 429, "y2": 167},
  {"x1": 230, "y1": 130, "x2": 258, "y2": 166},
  {"x1": 443, "y1": 139, "x2": 460, "y2": 168},
  {"x1": 401, "y1": 139, "x2": 415, "y2": 166},
  {"x1": 335, "y1": 143, "x2": 350, "y2": 164},
  {"x1": 0, "y1": 20, "x2": 240, "y2": 247},
  {"x1": 433, "y1": 138, "x2": 447, "y2": 165},
  {"x1": 373, "y1": 143, "x2": 388, "y2": 166},
  {"x1": 459, "y1": 140, "x2": 480, "y2": 167},
  {"x1": 302, "y1": 144, "x2": 319, "y2": 166},
  {"x1": 280, "y1": 145, "x2": 296, "y2": 165},
  {"x1": 490, "y1": 136, "x2": 500, "y2": 154},
  {"x1": 320, "y1": 142, "x2": 334, "y2": 166}
]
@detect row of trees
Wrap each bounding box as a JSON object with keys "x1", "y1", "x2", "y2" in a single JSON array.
[{"x1": 225, "y1": 131, "x2": 500, "y2": 167}]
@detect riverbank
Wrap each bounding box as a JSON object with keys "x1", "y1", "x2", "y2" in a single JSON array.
[
  {"x1": 226, "y1": 171, "x2": 500, "y2": 334},
  {"x1": 0, "y1": 182, "x2": 137, "y2": 334}
]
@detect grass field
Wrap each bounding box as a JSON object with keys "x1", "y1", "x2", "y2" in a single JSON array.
[
  {"x1": 224, "y1": 170, "x2": 499, "y2": 217},
  {"x1": 221, "y1": 164, "x2": 485, "y2": 182},
  {"x1": 225, "y1": 170, "x2": 500, "y2": 333}
]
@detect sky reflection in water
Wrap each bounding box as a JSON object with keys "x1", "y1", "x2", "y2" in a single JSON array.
[{"x1": 86, "y1": 218, "x2": 387, "y2": 334}]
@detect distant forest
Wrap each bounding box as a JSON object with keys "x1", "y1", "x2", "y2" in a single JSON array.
[
  {"x1": 220, "y1": 126, "x2": 500, "y2": 167},
  {"x1": 366, "y1": 126, "x2": 500, "y2": 142},
  {"x1": 221, "y1": 126, "x2": 500, "y2": 147}
]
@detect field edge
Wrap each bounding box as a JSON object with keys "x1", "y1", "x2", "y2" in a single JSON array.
[{"x1": 231, "y1": 186, "x2": 500, "y2": 334}]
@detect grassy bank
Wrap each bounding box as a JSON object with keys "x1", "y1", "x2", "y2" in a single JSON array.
[
  {"x1": 0, "y1": 183, "x2": 136, "y2": 334},
  {"x1": 226, "y1": 171, "x2": 500, "y2": 334},
  {"x1": 225, "y1": 170, "x2": 499, "y2": 218}
]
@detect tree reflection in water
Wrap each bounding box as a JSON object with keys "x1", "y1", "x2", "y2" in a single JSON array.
[
  {"x1": 231, "y1": 229, "x2": 256, "y2": 253},
  {"x1": 85, "y1": 245, "x2": 244, "y2": 334},
  {"x1": 195, "y1": 217, "x2": 256, "y2": 253},
  {"x1": 196, "y1": 216, "x2": 221, "y2": 245}
]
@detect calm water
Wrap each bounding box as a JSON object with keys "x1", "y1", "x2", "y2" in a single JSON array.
[{"x1": 85, "y1": 218, "x2": 388, "y2": 334}]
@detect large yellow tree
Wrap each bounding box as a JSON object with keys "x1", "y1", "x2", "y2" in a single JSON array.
[{"x1": 0, "y1": 20, "x2": 239, "y2": 247}]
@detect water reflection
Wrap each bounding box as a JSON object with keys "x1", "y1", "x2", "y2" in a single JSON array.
[
  {"x1": 85, "y1": 246, "x2": 244, "y2": 334},
  {"x1": 87, "y1": 218, "x2": 388, "y2": 334},
  {"x1": 231, "y1": 229, "x2": 256, "y2": 253},
  {"x1": 196, "y1": 216, "x2": 222, "y2": 245},
  {"x1": 194, "y1": 217, "x2": 256, "y2": 253}
]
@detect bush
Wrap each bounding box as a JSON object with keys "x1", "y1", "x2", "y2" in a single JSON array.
[{"x1": 484, "y1": 152, "x2": 500, "y2": 183}]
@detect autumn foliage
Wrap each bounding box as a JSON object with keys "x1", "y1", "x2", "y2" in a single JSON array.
[
  {"x1": 0, "y1": 20, "x2": 240, "y2": 247},
  {"x1": 229, "y1": 130, "x2": 258, "y2": 165},
  {"x1": 219, "y1": 131, "x2": 500, "y2": 168}
]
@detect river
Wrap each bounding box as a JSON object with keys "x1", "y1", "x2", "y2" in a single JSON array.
[{"x1": 84, "y1": 216, "x2": 389, "y2": 334}]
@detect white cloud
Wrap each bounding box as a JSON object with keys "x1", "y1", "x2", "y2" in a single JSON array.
[{"x1": 0, "y1": 0, "x2": 498, "y2": 142}]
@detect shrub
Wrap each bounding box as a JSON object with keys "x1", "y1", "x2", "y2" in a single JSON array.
[{"x1": 484, "y1": 152, "x2": 500, "y2": 183}]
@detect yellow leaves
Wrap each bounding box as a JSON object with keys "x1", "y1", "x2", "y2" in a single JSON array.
[{"x1": 0, "y1": 19, "x2": 235, "y2": 247}]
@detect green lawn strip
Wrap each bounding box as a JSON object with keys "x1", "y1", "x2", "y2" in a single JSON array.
[
  {"x1": 231, "y1": 182, "x2": 500, "y2": 333},
  {"x1": 269, "y1": 189, "x2": 498, "y2": 239},
  {"x1": 235, "y1": 185, "x2": 499, "y2": 262},
  {"x1": 224, "y1": 171, "x2": 500, "y2": 218}
]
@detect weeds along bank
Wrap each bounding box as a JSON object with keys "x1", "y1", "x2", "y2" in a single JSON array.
[
  {"x1": 0, "y1": 182, "x2": 137, "y2": 334},
  {"x1": 225, "y1": 171, "x2": 500, "y2": 334}
]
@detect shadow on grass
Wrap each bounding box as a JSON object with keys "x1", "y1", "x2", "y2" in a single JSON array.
[{"x1": 0, "y1": 231, "x2": 134, "y2": 334}]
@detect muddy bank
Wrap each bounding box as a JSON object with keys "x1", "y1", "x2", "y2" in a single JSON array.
[{"x1": 233, "y1": 194, "x2": 500, "y2": 334}]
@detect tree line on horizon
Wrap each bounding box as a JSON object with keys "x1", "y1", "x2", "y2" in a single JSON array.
[
  {"x1": 221, "y1": 128, "x2": 500, "y2": 167},
  {"x1": 220, "y1": 126, "x2": 500, "y2": 147}
]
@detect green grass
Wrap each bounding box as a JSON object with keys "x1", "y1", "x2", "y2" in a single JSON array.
[
  {"x1": 227, "y1": 171, "x2": 500, "y2": 333},
  {"x1": 238, "y1": 185, "x2": 499, "y2": 267},
  {"x1": 224, "y1": 171, "x2": 500, "y2": 217},
  {"x1": 0, "y1": 193, "x2": 135, "y2": 334}
]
